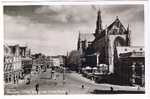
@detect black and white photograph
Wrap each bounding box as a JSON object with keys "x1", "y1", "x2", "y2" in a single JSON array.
[
  {"x1": 3, "y1": 4, "x2": 145, "y2": 95},
  {"x1": 1, "y1": 0, "x2": 148, "y2": 2}
]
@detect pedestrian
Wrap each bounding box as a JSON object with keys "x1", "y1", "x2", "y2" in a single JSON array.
[
  {"x1": 26, "y1": 77, "x2": 30, "y2": 85},
  {"x1": 35, "y1": 83, "x2": 39, "y2": 94},
  {"x1": 16, "y1": 76, "x2": 19, "y2": 84},
  {"x1": 137, "y1": 85, "x2": 140, "y2": 91},
  {"x1": 110, "y1": 87, "x2": 114, "y2": 92},
  {"x1": 54, "y1": 82, "x2": 57, "y2": 86},
  {"x1": 14, "y1": 76, "x2": 16, "y2": 84},
  {"x1": 65, "y1": 91, "x2": 68, "y2": 95},
  {"x1": 81, "y1": 85, "x2": 84, "y2": 89}
]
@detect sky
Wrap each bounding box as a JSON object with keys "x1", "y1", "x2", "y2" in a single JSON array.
[{"x1": 4, "y1": 5, "x2": 144, "y2": 56}]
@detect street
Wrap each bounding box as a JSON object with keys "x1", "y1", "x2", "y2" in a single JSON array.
[{"x1": 4, "y1": 68, "x2": 144, "y2": 95}]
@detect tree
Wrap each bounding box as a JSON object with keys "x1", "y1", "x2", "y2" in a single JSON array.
[{"x1": 67, "y1": 50, "x2": 81, "y2": 71}]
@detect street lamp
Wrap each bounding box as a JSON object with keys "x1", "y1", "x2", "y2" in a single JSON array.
[{"x1": 63, "y1": 67, "x2": 65, "y2": 85}]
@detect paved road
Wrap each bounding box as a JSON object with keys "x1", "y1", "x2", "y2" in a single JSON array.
[{"x1": 4, "y1": 69, "x2": 144, "y2": 95}]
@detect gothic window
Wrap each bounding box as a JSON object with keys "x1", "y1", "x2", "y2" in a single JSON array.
[
  {"x1": 114, "y1": 37, "x2": 126, "y2": 47},
  {"x1": 112, "y1": 25, "x2": 120, "y2": 35},
  {"x1": 113, "y1": 29, "x2": 117, "y2": 34},
  {"x1": 114, "y1": 40, "x2": 121, "y2": 46}
]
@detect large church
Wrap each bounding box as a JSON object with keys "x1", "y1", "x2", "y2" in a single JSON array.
[{"x1": 77, "y1": 9, "x2": 144, "y2": 86}]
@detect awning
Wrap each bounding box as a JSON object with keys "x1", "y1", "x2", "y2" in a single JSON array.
[
  {"x1": 98, "y1": 64, "x2": 108, "y2": 67},
  {"x1": 92, "y1": 67, "x2": 97, "y2": 70},
  {"x1": 85, "y1": 66, "x2": 92, "y2": 70}
]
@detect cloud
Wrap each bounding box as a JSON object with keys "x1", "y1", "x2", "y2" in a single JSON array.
[
  {"x1": 4, "y1": 13, "x2": 79, "y2": 55},
  {"x1": 4, "y1": 5, "x2": 95, "y2": 25},
  {"x1": 4, "y1": 5, "x2": 144, "y2": 26},
  {"x1": 4, "y1": 5, "x2": 144, "y2": 55}
]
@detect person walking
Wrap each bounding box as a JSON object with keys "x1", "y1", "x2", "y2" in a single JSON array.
[
  {"x1": 65, "y1": 91, "x2": 68, "y2": 95},
  {"x1": 81, "y1": 84, "x2": 85, "y2": 89},
  {"x1": 110, "y1": 87, "x2": 114, "y2": 92},
  {"x1": 35, "y1": 83, "x2": 39, "y2": 94}
]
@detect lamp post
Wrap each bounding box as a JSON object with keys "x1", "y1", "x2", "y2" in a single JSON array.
[
  {"x1": 63, "y1": 68, "x2": 65, "y2": 80},
  {"x1": 63, "y1": 67, "x2": 65, "y2": 85}
]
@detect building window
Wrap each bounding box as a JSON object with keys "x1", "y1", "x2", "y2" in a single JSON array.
[
  {"x1": 124, "y1": 49, "x2": 127, "y2": 51},
  {"x1": 133, "y1": 50, "x2": 136, "y2": 53}
]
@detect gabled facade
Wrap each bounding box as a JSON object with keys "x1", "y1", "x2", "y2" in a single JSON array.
[
  {"x1": 77, "y1": 9, "x2": 144, "y2": 86},
  {"x1": 85, "y1": 11, "x2": 131, "y2": 73}
]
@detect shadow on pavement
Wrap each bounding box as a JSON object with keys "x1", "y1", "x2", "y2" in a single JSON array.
[{"x1": 90, "y1": 89, "x2": 145, "y2": 94}]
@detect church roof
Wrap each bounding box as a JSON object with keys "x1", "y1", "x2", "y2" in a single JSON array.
[
  {"x1": 94, "y1": 17, "x2": 127, "y2": 42},
  {"x1": 79, "y1": 33, "x2": 95, "y2": 42},
  {"x1": 107, "y1": 17, "x2": 126, "y2": 34}
]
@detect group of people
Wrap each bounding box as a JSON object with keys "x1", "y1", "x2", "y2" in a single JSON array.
[
  {"x1": 35, "y1": 83, "x2": 39, "y2": 94},
  {"x1": 34, "y1": 83, "x2": 86, "y2": 94}
]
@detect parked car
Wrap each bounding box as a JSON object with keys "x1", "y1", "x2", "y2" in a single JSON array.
[{"x1": 26, "y1": 77, "x2": 31, "y2": 85}]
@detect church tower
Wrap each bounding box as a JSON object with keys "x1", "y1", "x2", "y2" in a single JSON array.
[{"x1": 94, "y1": 9, "x2": 103, "y2": 38}]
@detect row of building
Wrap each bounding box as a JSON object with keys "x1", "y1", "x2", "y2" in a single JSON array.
[
  {"x1": 31, "y1": 54, "x2": 65, "y2": 73},
  {"x1": 4, "y1": 43, "x2": 66, "y2": 84},
  {"x1": 4, "y1": 43, "x2": 32, "y2": 84},
  {"x1": 77, "y1": 10, "x2": 145, "y2": 86}
]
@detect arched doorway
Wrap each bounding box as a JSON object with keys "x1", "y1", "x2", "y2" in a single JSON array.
[
  {"x1": 113, "y1": 37, "x2": 126, "y2": 71},
  {"x1": 113, "y1": 36, "x2": 126, "y2": 84},
  {"x1": 114, "y1": 36, "x2": 126, "y2": 47}
]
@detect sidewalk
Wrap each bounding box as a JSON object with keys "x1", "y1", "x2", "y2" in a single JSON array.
[
  {"x1": 4, "y1": 79, "x2": 26, "y2": 89},
  {"x1": 70, "y1": 72, "x2": 145, "y2": 92},
  {"x1": 4, "y1": 71, "x2": 39, "y2": 90},
  {"x1": 69, "y1": 72, "x2": 95, "y2": 84},
  {"x1": 4, "y1": 69, "x2": 56, "y2": 95}
]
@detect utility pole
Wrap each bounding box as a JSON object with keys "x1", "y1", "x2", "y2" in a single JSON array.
[
  {"x1": 63, "y1": 67, "x2": 65, "y2": 85},
  {"x1": 63, "y1": 67, "x2": 65, "y2": 80}
]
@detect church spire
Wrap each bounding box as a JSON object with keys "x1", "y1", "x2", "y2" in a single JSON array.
[
  {"x1": 94, "y1": 9, "x2": 103, "y2": 38},
  {"x1": 96, "y1": 9, "x2": 102, "y2": 31},
  {"x1": 77, "y1": 31, "x2": 81, "y2": 50}
]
